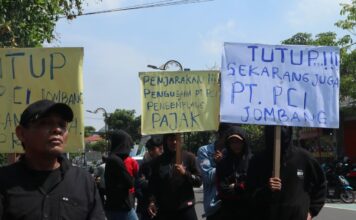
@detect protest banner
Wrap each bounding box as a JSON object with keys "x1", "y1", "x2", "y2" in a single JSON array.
[
  {"x1": 221, "y1": 42, "x2": 340, "y2": 177},
  {"x1": 0, "y1": 48, "x2": 84, "y2": 153},
  {"x1": 221, "y1": 42, "x2": 340, "y2": 128},
  {"x1": 139, "y1": 71, "x2": 220, "y2": 135}
]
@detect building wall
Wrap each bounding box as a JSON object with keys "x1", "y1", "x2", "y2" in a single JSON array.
[{"x1": 343, "y1": 120, "x2": 356, "y2": 162}]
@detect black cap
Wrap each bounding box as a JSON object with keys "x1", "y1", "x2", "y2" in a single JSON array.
[{"x1": 19, "y1": 100, "x2": 74, "y2": 127}]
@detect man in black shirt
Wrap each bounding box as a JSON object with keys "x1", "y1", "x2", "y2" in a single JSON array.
[{"x1": 0, "y1": 100, "x2": 105, "y2": 220}]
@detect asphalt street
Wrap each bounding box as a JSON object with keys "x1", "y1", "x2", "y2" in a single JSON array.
[{"x1": 194, "y1": 188, "x2": 356, "y2": 220}]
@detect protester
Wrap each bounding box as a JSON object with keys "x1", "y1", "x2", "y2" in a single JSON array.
[
  {"x1": 104, "y1": 130, "x2": 139, "y2": 220},
  {"x1": 143, "y1": 136, "x2": 163, "y2": 163},
  {"x1": 94, "y1": 156, "x2": 107, "y2": 205},
  {"x1": 147, "y1": 133, "x2": 202, "y2": 220},
  {"x1": 216, "y1": 126, "x2": 251, "y2": 220},
  {"x1": 136, "y1": 137, "x2": 163, "y2": 220},
  {"x1": 247, "y1": 126, "x2": 327, "y2": 220},
  {"x1": 0, "y1": 99, "x2": 105, "y2": 220},
  {"x1": 196, "y1": 123, "x2": 233, "y2": 220}
]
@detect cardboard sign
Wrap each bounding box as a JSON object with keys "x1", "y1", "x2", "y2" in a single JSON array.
[
  {"x1": 221, "y1": 43, "x2": 340, "y2": 128},
  {"x1": 0, "y1": 48, "x2": 84, "y2": 153},
  {"x1": 139, "y1": 71, "x2": 220, "y2": 134}
]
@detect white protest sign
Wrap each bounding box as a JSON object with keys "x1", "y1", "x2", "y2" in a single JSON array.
[{"x1": 220, "y1": 42, "x2": 340, "y2": 128}]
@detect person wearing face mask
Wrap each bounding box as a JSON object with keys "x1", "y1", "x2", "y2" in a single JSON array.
[
  {"x1": 147, "y1": 133, "x2": 202, "y2": 220},
  {"x1": 197, "y1": 123, "x2": 234, "y2": 220},
  {"x1": 216, "y1": 126, "x2": 251, "y2": 220},
  {"x1": 247, "y1": 126, "x2": 326, "y2": 220}
]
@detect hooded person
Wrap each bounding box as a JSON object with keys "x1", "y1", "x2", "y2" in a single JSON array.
[
  {"x1": 147, "y1": 133, "x2": 202, "y2": 220},
  {"x1": 246, "y1": 126, "x2": 326, "y2": 220},
  {"x1": 216, "y1": 125, "x2": 252, "y2": 220},
  {"x1": 104, "y1": 130, "x2": 139, "y2": 220},
  {"x1": 135, "y1": 137, "x2": 163, "y2": 220},
  {"x1": 196, "y1": 123, "x2": 235, "y2": 220}
]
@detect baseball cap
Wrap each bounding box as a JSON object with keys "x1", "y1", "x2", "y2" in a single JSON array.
[
  {"x1": 227, "y1": 134, "x2": 244, "y2": 141},
  {"x1": 19, "y1": 100, "x2": 73, "y2": 127}
]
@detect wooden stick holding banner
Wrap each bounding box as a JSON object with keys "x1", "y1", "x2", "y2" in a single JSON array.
[{"x1": 273, "y1": 126, "x2": 281, "y2": 178}]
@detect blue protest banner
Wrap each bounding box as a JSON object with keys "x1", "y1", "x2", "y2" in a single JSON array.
[{"x1": 220, "y1": 42, "x2": 340, "y2": 128}]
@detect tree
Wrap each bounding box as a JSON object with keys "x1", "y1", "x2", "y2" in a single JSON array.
[
  {"x1": 282, "y1": 32, "x2": 356, "y2": 102},
  {"x1": 335, "y1": 0, "x2": 356, "y2": 103},
  {"x1": 335, "y1": 0, "x2": 356, "y2": 36},
  {"x1": 0, "y1": 0, "x2": 85, "y2": 47},
  {"x1": 84, "y1": 126, "x2": 96, "y2": 137},
  {"x1": 86, "y1": 140, "x2": 107, "y2": 153},
  {"x1": 107, "y1": 109, "x2": 141, "y2": 143},
  {"x1": 240, "y1": 124, "x2": 264, "y2": 153},
  {"x1": 184, "y1": 131, "x2": 214, "y2": 154}
]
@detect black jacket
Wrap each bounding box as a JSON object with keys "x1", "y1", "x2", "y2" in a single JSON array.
[
  {"x1": 105, "y1": 130, "x2": 137, "y2": 211},
  {"x1": 148, "y1": 150, "x2": 202, "y2": 212},
  {"x1": 216, "y1": 126, "x2": 251, "y2": 219},
  {"x1": 135, "y1": 160, "x2": 153, "y2": 219},
  {"x1": 104, "y1": 153, "x2": 134, "y2": 211},
  {"x1": 0, "y1": 156, "x2": 105, "y2": 220},
  {"x1": 247, "y1": 126, "x2": 326, "y2": 220}
]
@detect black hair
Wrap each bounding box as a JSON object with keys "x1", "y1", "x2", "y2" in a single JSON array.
[
  {"x1": 109, "y1": 130, "x2": 133, "y2": 157},
  {"x1": 218, "y1": 123, "x2": 234, "y2": 137},
  {"x1": 145, "y1": 138, "x2": 161, "y2": 151}
]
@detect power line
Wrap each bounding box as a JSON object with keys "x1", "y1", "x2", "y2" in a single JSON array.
[{"x1": 61, "y1": 0, "x2": 214, "y2": 18}]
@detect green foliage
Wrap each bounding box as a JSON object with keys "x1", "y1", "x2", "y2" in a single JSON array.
[
  {"x1": 240, "y1": 124, "x2": 264, "y2": 153},
  {"x1": 182, "y1": 125, "x2": 264, "y2": 154},
  {"x1": 0, "y1": 154, "x2": 6, "y2": 166},
  {"x1": 281, "y1": 33, "x2": 313, "y2": 45},
  {"x1": 335, "y1": 0, "x2": 356, "y2": 35},
  {"x1": 84, "y1": 126, "x2": 96, "y2": 137},
  {"x1": 86, "y1": 140, "x2": 107, "y2": 153},
  {"x1": 0, "y1": 0, "x2": 85, "y2": 47},
  {"x1": 282, "y1": 32, "x2": 351, "y2": 47},
  {"x1": 183, "y1": 131, "x2": 214, "y2": 154},
  {"x1": 340, "y1": 49, "x2": 356, "y2": 100},
  {"x1": 107, "y1": 109, "x2": 141, "y2": 143},
  {"x1": 282, "y1": 32, "x2": 356, "y2": 101}
]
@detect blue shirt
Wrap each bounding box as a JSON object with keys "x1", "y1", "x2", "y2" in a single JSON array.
[{"x1": 197, "y1": 143, "x2": 221, "y2": 217}]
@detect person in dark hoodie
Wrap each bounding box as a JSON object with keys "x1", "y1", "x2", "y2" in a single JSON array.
[
  {"x1": 216, "y1": 126, "x2": 251, "y2": 220},
  {"x1": 247, "y1": 126, "x2": 326, "y2": 220},
  {"x1": 147, "y1": 133, "x2": 202, "y2": 220},
  {"x1": 135, "y1": 137, "x2": 163, "y2": 220},
  {"x1": 104, "y1": 130, "x2": 139, "y2": 220}
]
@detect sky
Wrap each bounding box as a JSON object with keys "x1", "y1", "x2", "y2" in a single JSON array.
[{"x1": 48, "y1": 0, "x2": 352, "y2": 130}]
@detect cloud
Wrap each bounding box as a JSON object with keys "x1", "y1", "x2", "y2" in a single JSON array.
[
  {"x1": 200, "y1": 20, "x2": 240, "y2": 56},
  {"x1": 286, "y1": 0, "x2": 351, "y2": 28},
  {"x1": 47, "y1": 32, "x2": 149, "y2": 130}
]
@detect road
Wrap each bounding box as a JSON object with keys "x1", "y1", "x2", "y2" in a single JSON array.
[{"x1": 194, "y1": 188, "x2": 356, "y2": 220}]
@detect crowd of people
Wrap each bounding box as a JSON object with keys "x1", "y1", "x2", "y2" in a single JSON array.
[{"x1": 0, "y1": 100, "x2": 327, "y2": 220}]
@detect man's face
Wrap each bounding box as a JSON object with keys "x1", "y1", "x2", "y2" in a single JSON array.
[
  {"x1": 166, "y1": 134, "x2": 181, "y2": 152},
  {"x1": 16, "y1": 113, "x2": 69, "y2": 157},
  {"x1": 149, "y1": 145, "x2": 163, "y2": 158}
]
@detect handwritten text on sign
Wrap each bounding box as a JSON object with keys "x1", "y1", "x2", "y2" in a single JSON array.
[
  {"x1": 220, "y1": 43, "x2": 340, "y2": 128},
  {"x1": 139, "y1": 71, "x2": 220, "y2": 134},
  {"x1": 0, "y1": 48, "x2": 84, "y2": 153}
]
